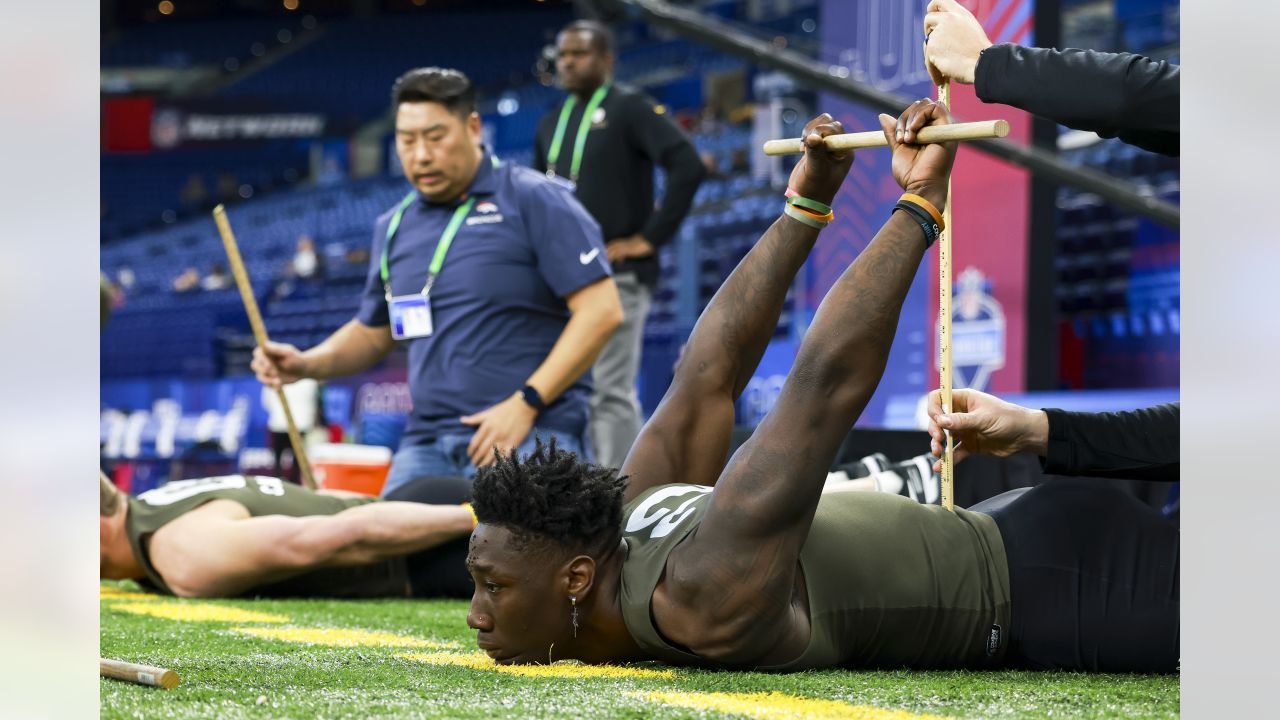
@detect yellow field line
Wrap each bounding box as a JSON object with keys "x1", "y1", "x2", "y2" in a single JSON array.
[
  {"x1": 630, "y1": 690, "x2": 951, "y2": 720},
  {"x1": 399, "y1": 651, "x2": 675, "y2": 679},
  {"x1": 233, "y1": 626, "x2": 459, "y2": 649},
  {"x1": 105, "y1": 601, "x2": 290, "y2": 624}
]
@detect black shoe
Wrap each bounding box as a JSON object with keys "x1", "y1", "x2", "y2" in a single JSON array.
[
  {"x1": 892, "y1": 454, "x2": 941, "y2": 505},
  {"x1": 831, "y1": 452, "x2": 889, "y2": 480}
]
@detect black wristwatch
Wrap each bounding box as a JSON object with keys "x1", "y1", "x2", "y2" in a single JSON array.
[{"x1": 519, "y1": 385, "x2": 547, "y2": 412}]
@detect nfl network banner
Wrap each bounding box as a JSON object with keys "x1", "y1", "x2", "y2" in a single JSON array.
[
  {"x1": 817, "y1": 0, "x2": 1032, "y2": 428},
  {"x1": 150, "y1": 103, "x2": 328, "y2": 149}
]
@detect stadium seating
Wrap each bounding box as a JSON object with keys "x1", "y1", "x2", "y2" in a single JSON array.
[
  {"x1": 1053, "y1": 135, "x2": 1180, "y2": 388},
  {"x1": 102, "y1": 0, "x2": 1179, "y2": 407}
]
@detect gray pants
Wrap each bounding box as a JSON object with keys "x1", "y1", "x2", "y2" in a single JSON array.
[{"x1": 590, "y1": 272, "x2": 651, "y2": 469}]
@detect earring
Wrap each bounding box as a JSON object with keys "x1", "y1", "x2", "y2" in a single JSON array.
[{"x1": 570, "y1": 596, "x2": 579, "y2": 639}]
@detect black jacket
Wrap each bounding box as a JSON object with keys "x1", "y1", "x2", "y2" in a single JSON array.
[
  {"x1": 975, "y1": 43, "x2": 1179, "y2": 156},
  {"x1": 535, "y1": 82, "x2": 706, "y2": 287},
  {"x1": 1041, "y1": 402, "x2": 1179, "y2": 482}
]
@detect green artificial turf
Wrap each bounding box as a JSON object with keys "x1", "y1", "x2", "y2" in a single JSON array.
[{"x1": 100, "y1": 581, "x2": 1178, "y2": 719}]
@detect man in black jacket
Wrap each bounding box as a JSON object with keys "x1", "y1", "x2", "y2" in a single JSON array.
[
  {"x1": 535, "y1": 20, "x2": 707, "y2": 469},
  {"x1": 923, "y1": 0, "x2": 1178, "y2": 156},
  {"x1": 925, "y1": 388, "x2": 1178, "y2": 482}
]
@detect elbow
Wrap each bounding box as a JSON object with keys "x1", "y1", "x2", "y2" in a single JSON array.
[
  {"x1": 603, "y1": 300, "x2": 624, "y2": 336},
  {"x1": 677, "y1": 147, "x2": 709, "y2": 187},
  {"x1": 163, "y1": 569, "x2": 218, "y2": 599},
  {"x1": 596, "y1": 286, "x2": 625, "y2": 337}
]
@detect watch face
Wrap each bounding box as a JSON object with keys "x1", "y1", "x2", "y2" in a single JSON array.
[{"x1": 521, "y1": 386, "x2": 544, "y2": 410}]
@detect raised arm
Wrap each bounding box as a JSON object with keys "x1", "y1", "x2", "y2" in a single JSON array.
[
  {"x1": 621, "y1": 114, "x2": 854, "y2": 501},
  {"x1": 657, "y1": 101, "x2": 956, "y2": 661},
  {"x1": 149, "y1": 500, "x2": 474, "y2": 598}
]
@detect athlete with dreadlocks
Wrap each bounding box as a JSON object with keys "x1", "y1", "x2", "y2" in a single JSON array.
[{"x1": 464, "y1": 103, "x2": 1178, "y2": 672}]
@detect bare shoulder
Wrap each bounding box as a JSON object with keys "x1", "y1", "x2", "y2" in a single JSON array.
[{"x1": 148, "y1": 500, "x2": 249, "y2": 563}]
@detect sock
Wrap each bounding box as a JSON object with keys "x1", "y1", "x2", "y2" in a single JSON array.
[
  {"x1": 825, "y1": 470, "x2": 851, "y2": 486},
  {"x1": 871, "y1": 471, "x2": 904, "y2": 495}
]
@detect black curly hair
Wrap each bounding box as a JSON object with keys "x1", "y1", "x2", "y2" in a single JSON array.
[{"x1": 471, "y1": 436, "x2": 627, "y2": 558}]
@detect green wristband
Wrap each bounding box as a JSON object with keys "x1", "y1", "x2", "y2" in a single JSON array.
[
  {"x1": 786, "y1": 195, "x2": 833, "y2": 216},
  {"x1": 784, "y1": 203, "x2": 828, "y2": 229}
]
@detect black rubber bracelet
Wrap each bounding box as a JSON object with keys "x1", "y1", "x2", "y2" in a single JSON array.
[
  {"x1": 893, "y1": 201, "x2": 941, "y2": 247},
  {"x1": 519, "y1": 385, "x2": 548, "y2": 412}
]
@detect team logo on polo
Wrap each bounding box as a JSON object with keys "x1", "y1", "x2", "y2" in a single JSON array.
[
  {"x1": 937, "y1": 267, "x2": 1006, "y2": 391},
  {"x1": 467, "y1": 201, "x2": 504, "y2": 225}
]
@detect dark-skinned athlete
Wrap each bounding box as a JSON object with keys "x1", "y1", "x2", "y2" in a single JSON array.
[{"x1": 462, "y1": 101, "x2": 1179, "y2": 673}]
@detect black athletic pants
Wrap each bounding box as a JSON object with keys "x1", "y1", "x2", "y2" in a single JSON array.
[
  {"x1": 971, "y1": 479, "x2": 1179, "y2": 672},
  {"x1": 384, "y1": 474, "x2": 474, "y2": 599}
]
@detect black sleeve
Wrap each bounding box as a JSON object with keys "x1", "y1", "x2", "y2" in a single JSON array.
[
  {"x1": 627, "y1": 94, "x2": 707, "y2": 248},
  {"x1": 532, "y1": 112, "x2": 552, "y2": 174},
  {"x1": 975, "y1": 43, "x2": 1179, "y2": 156},
  {"x1": 1040, "y1": 402, "x2": 1179, "y2": 482}
]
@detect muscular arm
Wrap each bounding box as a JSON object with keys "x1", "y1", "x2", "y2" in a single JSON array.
[
  {"x1": 621, "y1": 216, "x2": 821, "y2": 499},
  {"x1": 150, "y1": 500, "x2": 473, "y2": 598},
  {"x1": 621, "y1": 115, "x2": 852, "y2": 501}
]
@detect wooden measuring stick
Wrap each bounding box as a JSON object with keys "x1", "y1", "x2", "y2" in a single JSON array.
[
  {"x1": 100, "y1": 658, "x2": 180, "y2": 689},
  {"x1": 762, "y1": 119, "x2": 1006, "y2": 156},
  {"x1": 937, "y1": 82, "x2": 956, "y2": 513},
  {"x1": 212, "y1": 204, "x2": 317, "y2": 490}
]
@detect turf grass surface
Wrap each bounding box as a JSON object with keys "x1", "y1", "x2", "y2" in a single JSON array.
[{"x1": 100, "y1": 581, "x2": 1178, "y2": 719}]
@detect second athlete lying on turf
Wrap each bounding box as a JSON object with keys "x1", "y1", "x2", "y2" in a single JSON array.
[{"x1": 99, "y1": 472, "x2": 476, "y2": 598}]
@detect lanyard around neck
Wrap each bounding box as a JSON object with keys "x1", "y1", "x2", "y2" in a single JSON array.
[
  {"x1": 546, "y1": 82, "x2": 610, "y2": 182},
  {"x1": 380, "y1": 154, "x2": 499, "y2": 299},
  {"x1": 381, "y1": 194, "x2": 476, "y2": 300}
]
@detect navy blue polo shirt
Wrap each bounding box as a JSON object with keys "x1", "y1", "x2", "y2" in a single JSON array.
[{"x1": 357, "y1": 151, "x2": 611, "y2": 445}]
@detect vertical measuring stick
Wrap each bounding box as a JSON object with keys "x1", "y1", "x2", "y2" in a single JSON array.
[
  {"x1": 937, "y1": 81, "x2": 956, "y2": 512},
  {"x1": 212, "y1": 204, "x2": 317, "y2": 490}
]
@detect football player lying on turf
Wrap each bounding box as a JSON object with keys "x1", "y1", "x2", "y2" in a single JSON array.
[
  {"x1": 100, "y1": 472, "x2": 476, "y2": 598},
  {"x1": 463, "y1": 102, "x2": 1178, "y2": 673}
]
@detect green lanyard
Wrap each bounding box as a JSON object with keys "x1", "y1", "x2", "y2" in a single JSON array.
[
  {"x1": 380, "y1": 194, "x2": 476, "y2": 301},
  {"x1": 380, "y1": 154, "x2": 499, "y2": 300},
  {"x1": 546, "y1": 82, "x2": 610, "y2": 182}
]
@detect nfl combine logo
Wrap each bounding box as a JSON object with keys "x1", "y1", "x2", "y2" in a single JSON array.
[{"x1": 938, "y1": 267, "x2": 1006, "y2": 392}]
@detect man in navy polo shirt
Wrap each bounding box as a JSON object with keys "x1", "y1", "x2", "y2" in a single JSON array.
[{"x1": 253, "y1": 67, "x2": 622, "y2": 495}]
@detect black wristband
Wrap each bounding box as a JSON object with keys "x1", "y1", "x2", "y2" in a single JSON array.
[
  {"x1": 519, "y1": 385, "x2": 547, "y2": 412},
  {"x1": 892, "y1": 201, "x2": 941, "y2": 247}
]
